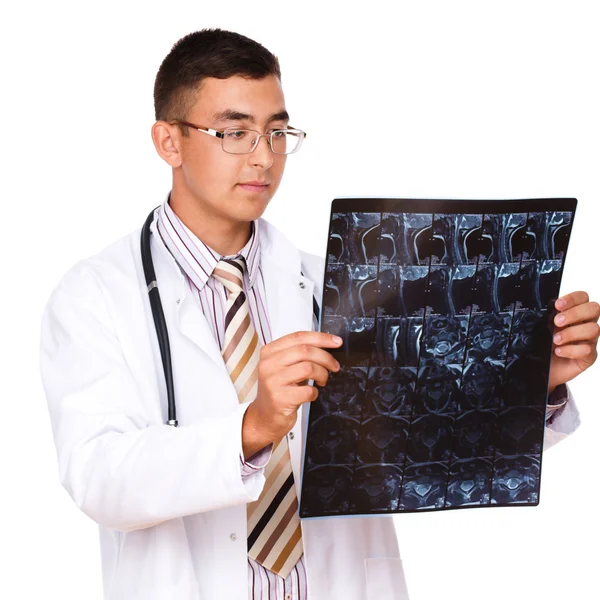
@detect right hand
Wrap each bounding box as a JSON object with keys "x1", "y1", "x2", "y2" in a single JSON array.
[{"x1": 241, "y1": 331, "x2": 342, "y2": 457}]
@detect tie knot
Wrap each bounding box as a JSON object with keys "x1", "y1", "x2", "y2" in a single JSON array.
[{"x1": 213, "y1": 257, "x2": 246, "y2": 294}]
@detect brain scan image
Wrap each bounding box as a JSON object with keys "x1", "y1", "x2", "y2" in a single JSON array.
[{"x1": 300, "y1": 198, "x2": 576, "y2": 518}]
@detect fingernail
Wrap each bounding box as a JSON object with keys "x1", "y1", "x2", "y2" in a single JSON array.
[
  {"x1": 556, "y1": 298, "x2": 567, "y2": 310},
  {"x1": 556, "y1": 315, "x2": 565, "y2": 325},
  {"x1": 554, "y1": 334, "x2": 562, "y2": 344},
  {"x1": 332, "y1": 335, "x2": 343, "y2": 344},
  {"x1": 555, "y1": 347, "x2": 562, "y2": 355},
  {"x1": 336, "y1": 362, "x2": 341, "y2": 370}
]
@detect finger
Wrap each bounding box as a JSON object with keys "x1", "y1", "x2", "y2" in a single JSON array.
[
  {"x1": 554, "y1": 300, "x2": 600, "y2": 328},
  {"x1": 296, "y1": 385, "x2": 320, "y2": 405},
  {"x1": 282, "y1": 384, "x2": 320, "y2": 409},
  {"x1": 273, "y1": 343, "x2": 340, "y2": 373},
  {"x1": 260, "y1": 331, "x2": 343, "y2": 358},
  {"x1": 554, "y1": 342, "x2": 597, "y2": 361},
  {"x1": 554, "y1": 322, "x2": 600, "y2": 346},
  {"x1": 555, "y1": 291, "x2": 590, "y2": 311},
  {"x1": 280, "y1": 361, "x2": 331, "y2": 387}
]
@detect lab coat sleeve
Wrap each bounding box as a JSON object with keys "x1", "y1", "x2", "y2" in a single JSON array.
[
  {"x1": 543, "y1": 384, "x2": 581, "y2": 451},
  {"x1": 40, "y1": 265, "x2": 266, "y2": 533}
]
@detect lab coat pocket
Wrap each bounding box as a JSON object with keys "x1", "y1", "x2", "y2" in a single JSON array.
[{"x1": 365, "y1": 557, "x2": 410, "y2": 600}]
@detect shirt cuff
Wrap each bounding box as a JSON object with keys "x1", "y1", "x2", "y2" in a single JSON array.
[
  {"x1": 240, "y1": 443, "x2": 274, "y2": 479},
  {"x1": 546, "y1": 383, "x2": 581, "y2": 435},
  {"x1": 546, "y1": 383, "x2": 569, "y2": 425}
]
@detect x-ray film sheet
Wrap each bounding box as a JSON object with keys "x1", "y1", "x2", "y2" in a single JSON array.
[{"x1": 300, "y1": 198, "x2": 577, "y2": 518}]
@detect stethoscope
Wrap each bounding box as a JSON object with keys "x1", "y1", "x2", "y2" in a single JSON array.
[
  {"x1": 140, "y1": 206, "x2": 321, "y2": 429},
  {"x1": 141, "y1": 207, "x2": 178, "y2": 427}
]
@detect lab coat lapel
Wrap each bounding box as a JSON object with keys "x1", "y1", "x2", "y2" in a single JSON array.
[
  {"x1": 150, "y1": 227, "x2": 226, "y2": 371},
  {"x1": 175, "y1": 229, "x2": 314, "y2": 372},
  {"x1": 258, "y1": 216, "x2": 315, "y2": 341},
  {"x1": 260, "y1": 257, "x2": 314, "y2": 341},
  {"x1": 152, "y1": 215, "x2": 317, "y2": 372},
  {"x1": 177, "y1": 291, "x2": 226, "y2": 370},
  {"x1": 259, "y1": 228, "x2": 315, "y2": 497}
]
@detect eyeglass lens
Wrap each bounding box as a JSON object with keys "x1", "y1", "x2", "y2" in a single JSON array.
[{"x1": 222, "y1": 130, "x2": 303, "y2": 154}]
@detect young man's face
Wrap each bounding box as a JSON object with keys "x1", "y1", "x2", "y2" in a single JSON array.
[{"x1": 175, "y1": 74, "x2": 289, "y2": 224}]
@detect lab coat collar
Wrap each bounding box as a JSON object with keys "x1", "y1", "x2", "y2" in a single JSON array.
[
  {"x1": 147, "y1": 203, "x2": 314, "y2": 370},
  {"x1": 158, "y1": 199, "x2": 262, "y2": 291}
]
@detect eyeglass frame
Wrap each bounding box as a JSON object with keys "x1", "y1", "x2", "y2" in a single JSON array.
[{"x1": 169, "y1": 119, "x2": 307, "y2": 155}]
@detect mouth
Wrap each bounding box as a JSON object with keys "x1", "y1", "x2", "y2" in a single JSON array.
[{"x1": 237, "y1": 182, "x2": 271, "y2": 193}]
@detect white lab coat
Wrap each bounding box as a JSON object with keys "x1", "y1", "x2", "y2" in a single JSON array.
[{"x1": 40, "y1": 213, "x2": 579, "y2": 600}]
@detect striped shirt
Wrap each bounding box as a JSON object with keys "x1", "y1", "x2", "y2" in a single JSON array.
[{"x1": 155, "y1": 199, "x2": 308, "y2": 600}]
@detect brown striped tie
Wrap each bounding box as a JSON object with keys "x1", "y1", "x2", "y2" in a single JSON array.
[{"x1": 212, "y1": 257, "x2": 304, "y2": 579}]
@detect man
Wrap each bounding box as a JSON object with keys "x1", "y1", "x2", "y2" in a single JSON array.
[{"x1": 40, "y1": 29, "x2": 599, "y2": 600}]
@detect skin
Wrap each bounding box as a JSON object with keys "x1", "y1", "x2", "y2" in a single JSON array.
[
  {"x1": 152, "y1": 75, "x2": 288, "y2": 256},
  {"x1": 549, "y1": 292, "x2": 600, "y2": 394},
  {"x1": 152, "y1": 74, "x2": 600, "y2": 459}
]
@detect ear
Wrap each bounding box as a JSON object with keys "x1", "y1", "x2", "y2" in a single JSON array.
[{"x1": 151, "y1": 121, "x2": 183, "y2": 168}]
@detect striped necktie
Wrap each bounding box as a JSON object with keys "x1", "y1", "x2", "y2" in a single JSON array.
[{"x1": 212, "y1": 257, "x2": 304, "y2": 579}]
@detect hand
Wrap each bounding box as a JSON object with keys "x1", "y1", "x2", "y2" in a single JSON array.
[
  {"x1": 548, "y1": 291, "x2": 600, "y2": 394},
  {"x1": 241, "y1": 331, "x2": 342, "y2": 458}
]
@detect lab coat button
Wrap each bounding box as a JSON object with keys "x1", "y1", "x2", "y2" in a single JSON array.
[
  {"x1": 230, "y1": 533, "x2": 237, "y2": 541},
  {"x1": 288, "y1": 431, "x2": 295, "y2": 440},
  {"x1": 299, "y1": 281, "x2": 305, "y2": 289},
  {"x1": 176, "y1": 298, "x2": 181, "y2": 304}
]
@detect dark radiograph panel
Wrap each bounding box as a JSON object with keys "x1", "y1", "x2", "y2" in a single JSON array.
[{"x1": 300, "y1": 198, "x2": 576, "y2": 517}]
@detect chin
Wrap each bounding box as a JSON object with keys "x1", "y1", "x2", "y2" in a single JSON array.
[
  {"x1": 220, "y1": 205, "x2": 263, "y2": 226},
  {"x1": 243, "y1": 203, "x2": 270, "y2": 222},
  {"x1": 232, "y1": 195, "x2": 273, "y2": 221}
]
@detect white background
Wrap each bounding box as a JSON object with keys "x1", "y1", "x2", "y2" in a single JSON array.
[{"x1": 1, "y1": 1, "x2": 599, "y2": 598}]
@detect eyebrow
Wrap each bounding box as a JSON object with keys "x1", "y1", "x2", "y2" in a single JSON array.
[{"x1": 211, "y1": 109, "x2": 290, "y2": 125}]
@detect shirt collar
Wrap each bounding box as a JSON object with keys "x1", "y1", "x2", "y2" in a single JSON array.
[{"x1": 156, "y1": 195, "x2": 261, "y2": 292}]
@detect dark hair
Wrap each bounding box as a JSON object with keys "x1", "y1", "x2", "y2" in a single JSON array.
[{"x1": 154, "y1": 28, "x2": 281, "y2": 133}]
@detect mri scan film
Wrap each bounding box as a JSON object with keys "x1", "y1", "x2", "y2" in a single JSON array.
[{"x1": 300, "y1": 198, "x2": 576, "y2": 517}]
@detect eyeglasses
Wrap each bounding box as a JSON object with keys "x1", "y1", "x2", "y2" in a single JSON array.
[{"x1": 170, "y1": 120, "x2": 307, "y2": 155}]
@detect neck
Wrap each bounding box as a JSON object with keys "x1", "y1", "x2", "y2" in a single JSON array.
[{"x1": 168, "y1": 188, "x2": 252, "y2": 257}]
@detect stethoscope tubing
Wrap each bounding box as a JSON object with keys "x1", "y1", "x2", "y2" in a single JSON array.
[{"x1": 141, "y1": 208, "x2": 178, "y2": 426}]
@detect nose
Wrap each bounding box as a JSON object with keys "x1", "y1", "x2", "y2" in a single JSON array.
[{"x1": 248, "y1": 133, "x2": 274, "y2": 170}]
